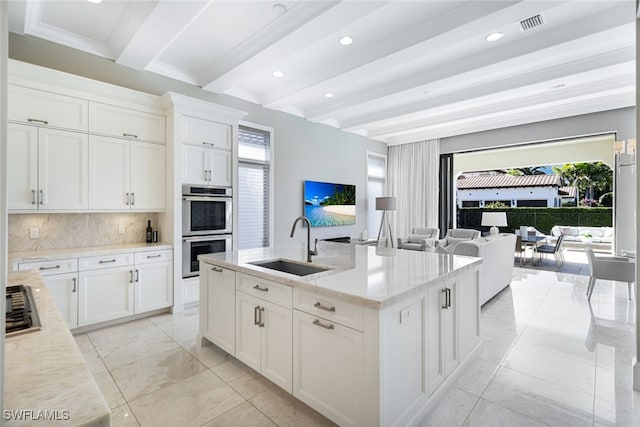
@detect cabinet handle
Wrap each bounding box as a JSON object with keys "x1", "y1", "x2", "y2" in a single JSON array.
[
  {"x1": 313, "y1": 319, "x2": 334, "y2": 330},
  {"x1": 39, "y1": 265, "x2": 60, "y2": 271},
  {"x1": 211, "y1": 267, "x2": 223, "y2": 273},
  {"x1": 147, "y1": 254, "x2": 162, "y2": 259},
  {"x1": 27, "y1": 118, "x2": 48, "y2": 125},
  {"x1": 202, "y1": 142, "x2": 215, "y2": 147},
  {"x1": 314, "y1": 302, "x2": 336, "y2": 312},
  {"x1": 203, "y1": 170, "x2": 208, "y2": 181},
  {"x1": 207, "y1": 170, "x2": 212, "y2": 181},
  {"x1": 125, "y1": 192, "x2": 130, "y2": 205},
  {"x1": 123, "y1": 133, "x2": 138, "y2": 139},
  {"x1": 447, "y1": 288, "x2": 452, "y2": 308},
  {"x1": 135, "y1": 269, "x2": 140, "y2": 283},
  {"x1": 253, "y1": 284, "x2": 269, "y2": 292},
  {"x1": 131, "y1": 193, "x2": 135, "y2": 206},
  {"x1": 441, "y1": 288, "x2": 448, "y2": 309},
  {"x1": 259, "y1": 307, "x2": 265, "y2": 328},
  {"x1": 99, "y1": 259, "x2": 116, "y2": 264},
  {"x1": 254, "y1": 305, "x2": 260, "y2": 326},
  {"x1": 39, "y1": 189, "x2": 45, "y2": 205},
  {"x1": 31, "y1": 189, "x2": 37, "y2": 205},
  {"x1": 129, "y1": 270, "x2": 133, "y2": 283},
  {"x1": 72, "y1": 277, "x2": 77, "y2": 293}
]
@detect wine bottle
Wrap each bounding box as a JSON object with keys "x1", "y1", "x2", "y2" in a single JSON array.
[{"x1": 146, "y1": 220, "x2": 153, "y2": 243}]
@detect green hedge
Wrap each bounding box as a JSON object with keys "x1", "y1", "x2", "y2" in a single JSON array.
[{"x1": 457, "y1": 207, "x2": 613, "y2": 235}]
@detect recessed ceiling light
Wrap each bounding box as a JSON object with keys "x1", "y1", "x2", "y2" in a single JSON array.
[
  {"x1": 485, "y1": 32, "x2": 504, "y2": 42},
  {"x1": 339, "y1": 36, "x2": 353, "y2": 46},
  {"x1": 272, "y1": 70, "x2": 284, "y2": 78},
  {"x1": 550, "y1": 83, "x2": 566, "y2": 90},
  {"x1": 324, "y1": 92, "x2": 334, "y2": 98},
  {"x1": 87, "y1": 0, "x2": 102, "y2": 3},
  {"x1": 272, "y1": 4, "x2": 287, "y2": 16}
]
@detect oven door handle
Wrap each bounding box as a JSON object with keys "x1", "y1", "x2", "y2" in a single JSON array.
[
  {"x1": 182, "y1": 196, "x2": 231, "y2": 202},
  {"x1": 182, "y1": 235, "x2": 230, "y2": 243}
]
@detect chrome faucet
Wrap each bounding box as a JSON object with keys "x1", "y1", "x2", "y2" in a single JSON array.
[{"x1": 290, "y1": 216, "x2": 318, "y2": 262}]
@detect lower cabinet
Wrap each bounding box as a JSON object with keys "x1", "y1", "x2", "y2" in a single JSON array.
[
  {"x1": 236, "y1": 291, "x2": 292, "y2": 393},
  {"x1": 292, "y1": 309, "x2": 363, "y2": 427},
  {"x1": 134, "y1": 252, "x2": 173, "y2": 313},
  {"x1": 78, "y1": 266, "x2": 134, "y2": 326},
  {"x1": 200, "y1": 265, "x2": 236, "y2": 355},
  {"x1": 45, "y1": 272, "x2": 79, "y2": 329}
]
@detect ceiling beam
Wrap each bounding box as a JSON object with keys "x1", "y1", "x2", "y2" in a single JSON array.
[
  {"x1": 259, "y1": 0, "x2": 532, "y2": 108},
  {"x1": 307, "y1": 4, "x2": 634, "y2": 122},
  {"x1": 112, "y1": 1, "x2": 210, "y2": 71},
  {"x1": 197, "y1": 1, "x2": 344, "y2": 91}
]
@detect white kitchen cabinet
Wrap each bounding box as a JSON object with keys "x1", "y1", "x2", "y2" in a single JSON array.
[
  {"x1": 426, "y1": 278, "x2": 458, "y2": 396},
  {"x1": 88, "y1": 135, "x2": 165, "y2": 211},
  {"x1": 236, "y1": 290, "x2": 293, "y2": 393},
  {"x1": 292, "y1": 309, "x2": 363, "y2": 427},
  {"x1": 200, "y1": 264, "x2": 236, "y2": 355},
  {"x1": 8, "y1": 123, "x2": 89, "y2": 211},
  {"x1": 78, "y1": 266, "x2": 134, "y2": 327},
  {"x1": 182, "y1": 115, "x2": 231, "y2": 150},
  {"x1": 89, "y1": 102, "x2": 165, "y2": 144},
  {"x1": 182, "y1": 144, "x2": 231, "y2": 187},
  {"x1": 8, "y1": 84, "x2": 88, "y2": 131},
  {"x1": 45, "y1": 273, "x2": 79, "y2": 329},
  {"x1": 134, "y1": 250, "x2": 173, "y2": 313}
]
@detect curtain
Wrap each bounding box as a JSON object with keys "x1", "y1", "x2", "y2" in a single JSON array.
[{"x1": 386, "y1": 139, "x2": 440, "y2": 238}]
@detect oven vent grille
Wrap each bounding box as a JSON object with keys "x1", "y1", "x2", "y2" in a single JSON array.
[{"x1": 520, "y1": 14, "x2": 544, "y2": 31}]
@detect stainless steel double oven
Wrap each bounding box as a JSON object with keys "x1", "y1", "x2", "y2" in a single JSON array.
[{"x1": 182, "y1": 184, "x2": 232, "y2": 278}]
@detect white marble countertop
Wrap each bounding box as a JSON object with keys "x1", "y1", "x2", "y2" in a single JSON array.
[
  {"x1": 9, "y1": 242, "x2": 173, "y2": 268},
  {"x1": 5, "y1": 270, "x2": 110, "y2": 426},
  {"x1": 199, "y1": 242, "x2": 482, "y2": 309}
]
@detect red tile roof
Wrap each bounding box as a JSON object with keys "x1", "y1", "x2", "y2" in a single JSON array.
[{"x1": 456, "y1": 174, "x2": 561, "y2": 189}]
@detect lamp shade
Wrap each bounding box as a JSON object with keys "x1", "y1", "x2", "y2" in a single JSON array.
[
  {"x1": 481, "y1": 212, "x2": 507, "y2": 227},
  {"x1": 376, "y1": 196, "x2": 397, "y2": 211}
]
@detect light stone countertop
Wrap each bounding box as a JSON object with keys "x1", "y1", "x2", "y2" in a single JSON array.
[
  {"x1": 4, "y1": 270, "x2": 110, "y2": 426},
  {"x1": 9, "y1": 242, "x2": 173, "y2": 269},
  {"x1": 199, "y1": 241, "x2": 482, "y2": 309}
]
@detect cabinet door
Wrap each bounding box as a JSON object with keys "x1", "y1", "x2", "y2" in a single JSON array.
[
  {"x1": 201, "y1": 265, "x2": 235, "y2": 354},
  {"x1": 88, "y1": 135, "x2": 131, "y2": 209},
  {"x1": 182, "y1": 116, "x2": 231, "y2": 150},
  {"x1": 134, "y1": 261, "x2": 173, "y2": 313},
  {"x1": 78, "y1": 266, "x2": 134, "y2": 327},
  {"x1": 235, "y1": 291, "x2": 262, "y2": 373},
  {"x1": 457, "y1": 269, "x2": 480, "y2": 361},
  {"x1": 8, "y1": 84, "x2": 88, "y2": 131},
  {"x1": 209, "y1": 149, "x2": 232, "y2": 187},
  {"x1": 130, "y1": 141, "x2": 165, "y2": 211},
  {"x1": 7, "y1": 123, "x2": 38, "y2": 210},
  {"x1": 426, "y1": 284, "x2": 445, "y2": 396},
  {"x1": 182, "y1": 144, "x2": 208, "y2": 185},
  {"x1": 44, "y1": 273, "x2": 79, "y2": 329},
  {"x1": 38, "y1": 128, "x2": 89, "y2": 210},
  {"x1": 261, "y1": 300, "x2": 293, "y2": 393},
  {"x1": 89, "y1": 102, "x2": 165, "y2": 143},
  {"x1": 293, "y1": 310, "x2": 363, "y2": 427}
]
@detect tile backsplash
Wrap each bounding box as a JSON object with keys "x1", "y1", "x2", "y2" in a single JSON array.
[{"x1": 8, "y1": 213, "x2": 160, "y2": 252}]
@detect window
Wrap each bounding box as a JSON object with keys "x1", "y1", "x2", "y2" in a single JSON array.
[
  {"x1": 238, "y1": 125, "x2": 271, "y2": 249},
  {"x1": 367, "y1": 152, "x2": 386, "y2": 238},
  {"x1": 516, "y1": 199, "x2": 547, "y2": 207},
  {"x1": 462, "y1": 200, "x2": 480, "y2": 207}
]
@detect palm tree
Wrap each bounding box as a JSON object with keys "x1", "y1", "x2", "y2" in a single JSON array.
[
  {"x1": 552, "y1": 162, "x2": 612, "y2": 205},
  {"x1": 506, "y1": 166, "x2": 548, "y2": 176}
]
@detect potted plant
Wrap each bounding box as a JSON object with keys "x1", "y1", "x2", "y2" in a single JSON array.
[{"x1": 581, "y1": 232, "x2": 593, "y2": 244}]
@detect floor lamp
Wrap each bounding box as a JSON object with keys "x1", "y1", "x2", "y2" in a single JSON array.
[{"x1": 376, "y1": 196, "x2": 397, "y2": 248}]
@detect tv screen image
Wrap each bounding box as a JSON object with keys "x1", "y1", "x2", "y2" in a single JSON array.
[{"x1": 304, "y1": 180, "x2": 356, "y2": 227}]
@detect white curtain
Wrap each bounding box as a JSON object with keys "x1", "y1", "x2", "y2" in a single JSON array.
[{"x1": 386, "y1": 139, "x2": 440, "y2": 238}]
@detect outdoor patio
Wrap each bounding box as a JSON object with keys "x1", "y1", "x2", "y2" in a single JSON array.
[{"x1": 516, "y1": 246, "x2": 591, "y2": 276}]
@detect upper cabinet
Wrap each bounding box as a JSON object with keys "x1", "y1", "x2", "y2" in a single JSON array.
[
  {"x1": 8, "y1": 84, "x2": 88, "y2": 131},
  {"x1": 89, "y1": 102, "x2": 166, "y2": 144},
  {"x1": 182, "y1": 115, "x2": 231, "y2": 150}
]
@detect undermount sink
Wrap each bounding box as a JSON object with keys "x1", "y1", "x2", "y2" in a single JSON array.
[{"x1": 249, "y1": 259, "x2": 332, "y2": 276}]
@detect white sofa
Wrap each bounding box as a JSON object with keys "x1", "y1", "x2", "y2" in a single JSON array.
[
  {"x1": 450, "y1": 233, "x2": 517, "y2": 305},
  {"x1": 550, "y1": 225, "x2": 613, "y2": 244}
]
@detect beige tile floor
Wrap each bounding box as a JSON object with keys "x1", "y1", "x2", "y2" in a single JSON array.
[{"x1": 76, "y1": 260, "x2": 639, "y2": 426}]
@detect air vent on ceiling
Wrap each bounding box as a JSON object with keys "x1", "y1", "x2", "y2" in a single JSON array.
[{"x1": 519, "y1": 14, "x2": 544, "y2": 31}]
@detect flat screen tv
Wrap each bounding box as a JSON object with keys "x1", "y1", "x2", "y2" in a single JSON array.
[{"x1": 304, "y1": 180, "x2": 356, "y2": 227}]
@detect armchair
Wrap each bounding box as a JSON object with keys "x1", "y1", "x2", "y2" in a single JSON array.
[
  {"x1": 437, "y1": 228, "x2": 481, "y2": 250},
  {"x1": 585, "y1": 248, "x2": 635, "y2": 301},
  {"x1": 397, "y1": 227, "x2": 439, "y2": 251}
]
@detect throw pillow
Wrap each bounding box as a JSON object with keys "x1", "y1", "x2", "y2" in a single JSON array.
[
  {"x1": 408, "y1": 234, "x2": 425, "y2": 244},
  {"x1": 446, "y1": 236, "x2": 469, "y2": 246}
]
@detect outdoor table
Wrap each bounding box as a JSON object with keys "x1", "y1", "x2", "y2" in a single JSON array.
[{"x1": 521, "y1": 235, "x2": 547, "y2": 264}]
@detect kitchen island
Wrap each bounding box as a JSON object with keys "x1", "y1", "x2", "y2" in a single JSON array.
[{"x1": 199, "y1": 242, "x2": 482, "y2": 427}]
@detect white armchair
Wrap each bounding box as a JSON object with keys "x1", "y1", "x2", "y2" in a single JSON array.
[
  {"x1": 397, "y1": 227, "x2": 439, "y2": 251},
  {"x1": 585, "y1": 248, "x2": 635, "y2": 301},
  {"x1": 436, "y1": 228, "x2": 481, "y2": 250}
]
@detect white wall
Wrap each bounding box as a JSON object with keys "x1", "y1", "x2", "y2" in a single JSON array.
[
  {"x1": 1, "y1": 1, "x2": 7, "y2": 418},
  {"x1": 8, "y1": 33, "x2": 387, "y2": 247},
  {"x1": 441, "y1": 107, "x2": 635, "y2": 154},
  {"x1": 457, "y1": 187, "x2": 558, "y2": 208}
]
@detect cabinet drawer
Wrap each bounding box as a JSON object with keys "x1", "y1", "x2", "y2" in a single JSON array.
[
  {"x1": 89, "y1": 102, "x2": 165, "y2": 143},
  {"x1": 182, "y1": 115, "x2": 231, "y2": 150},
  {"x1": 79, "y1": 253, "x2": 134, "y2": 271},
  {"x1": 135, "y1": 249, "x2": 173, "y2": 265},
  {"x1": 293, "y1": 288, "x2": 364, "y2": 331},
  {"x1": 237, "y1": 273, "x2": 292, "y2": 308},
  {"x1": 8, "y1": 85, "x2": 88, "y2": 131},
  {"x1": 18, "y1": 258, "x2": 78, "y2": 276}
]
